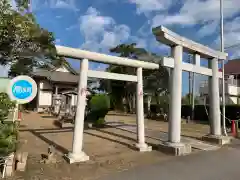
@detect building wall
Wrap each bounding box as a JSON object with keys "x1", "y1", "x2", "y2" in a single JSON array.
[
  {"x1": 227, "y1": 96, "x2": 238, "y2": 104},
  {"x1": 36, "y1": 65, "x2": 79, "y2": 112},
  {"x1": 71, "y1": 94, "x2": 77, "y2": 106},
  {"x1": 0, "y1": 78, "x2": 10, "y2": 93},
  {"x1": 37, "y1": 82, "x2": 79, "y2": 112},
  {"x1": 37, "y1": 80, "x2": 53, "y2": 112},
  {"x1": 38, "y1": 90, "x2": 52, "y2": 106},
  {"x1": 55, "y1": 66, "x2": 69, "y2": 72}
]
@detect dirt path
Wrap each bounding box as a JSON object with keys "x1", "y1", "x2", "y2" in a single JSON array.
[{"x1": 10, "y1": 112, "x2": 174, "y2": 180}]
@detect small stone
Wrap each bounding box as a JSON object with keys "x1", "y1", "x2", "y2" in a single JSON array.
[{"x1": 41, "y1": 146, "x2": 57, "y2": 164}]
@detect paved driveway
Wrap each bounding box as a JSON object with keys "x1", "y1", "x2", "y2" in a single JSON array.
[{"x1": 101, "y1": 140, "x2": 240, "y2": 180}]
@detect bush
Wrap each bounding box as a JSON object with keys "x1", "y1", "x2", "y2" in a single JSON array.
[
  {"x1": 86, "y1": 94, "x2": 110, "y2": 125},
  {"x1": 0, "y1": 93, "x2": 18, "y2": 156}
]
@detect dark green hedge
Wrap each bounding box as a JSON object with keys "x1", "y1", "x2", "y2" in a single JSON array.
[
  {"x1": 86, "y1": 94, "x2": 110, "y2": 124},
  {"x1": 144, "y1": 103, "x2": 240, "y2": 127},
  {"x1": 181, "y1": 105, "x2": 240, "y2": 126}
]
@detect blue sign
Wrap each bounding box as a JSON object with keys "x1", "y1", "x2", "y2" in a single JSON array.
[
  {"x1": 12, "y1": 80, "x2": 33, "y2": 100},
  {"x1": 7, "y1": 75, "x2": 37, "y2": 104}
]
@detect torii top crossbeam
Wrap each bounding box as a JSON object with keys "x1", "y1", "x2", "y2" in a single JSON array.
[
  {"x1": 153, "y1": 26, "x2": 228, "y2": 60},
  {"x1": 56, "y1": 46, "x2": 159, "y2": 70}
]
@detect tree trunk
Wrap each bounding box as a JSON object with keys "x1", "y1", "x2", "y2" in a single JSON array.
[
  {"x1": 147, "y1": 95, "x2": 152, "y2": 117},
  {"x1": 155, "y1": 92, "x2": 160, "y2": 113},
  {"x1": 127, "y1": 93, "x2": 133, "y2": 113},
  {"x1": 132, "y1": 93, "x2": 136, "y2": 113}
]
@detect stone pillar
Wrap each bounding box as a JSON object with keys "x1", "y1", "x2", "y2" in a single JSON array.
[
  {"x1": 66, "y1": 59, "x2": 89, "y2": 163},
  {"x1": 136, "y1": 67, "x2": 152, "y2": 152},
  {"x1": 202, "y1": 58, "x2": 231, "y2": 145},
  {"x1": 209, "y1": 58, "x2": 221, "y2": 136},
  {"x1": 168, "y1": 45, "x2": 183, "y2": 143}
]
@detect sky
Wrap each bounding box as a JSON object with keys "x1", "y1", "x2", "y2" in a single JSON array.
[{"x1": 2, "y1": 0, "x2": 240, "y2": 95}]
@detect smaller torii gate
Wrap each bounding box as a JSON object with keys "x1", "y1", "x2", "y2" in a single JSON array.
[{"x1": 56, "y1": 46, "x2": 158, "y2": 163}]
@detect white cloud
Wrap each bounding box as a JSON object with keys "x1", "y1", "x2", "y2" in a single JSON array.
[
  {"x1": 56, "y1": 15, "x2": 63, "y2": 19},
  {"x1": 197, "y1": 21, "x2": 219, "y2": 37},
  {"x1": 152, "y1": 14, "x2": 195, "y2": 27},
  {"x1": 229, "y1": 50, "x2": 240, "y2": 59},
  {"x1": 66, "y1": 24, "x2": 78, "y2": 31},
  {"x1": 30, "y1": 0, "x2": 79, "y2": 11},
  {"x1": 224, "y1": 17, "x2": 240, "y2": 33},
  {"x1": 133, "y1": 0, "x2": 240, "y2": 58},
  {"x1": 152, "y1": 0, "x2": 240, "y2": 28},
  {"x1": 79, "y1": 7, "x2": 131, "y2": 52},
  {"x1": 212, "y1": 16, "x2": 240, "y2": 50},
  {"x1": 128, "y1": 0, "x2": 173, "y2": 15},
  {"x1": 55, "y1": 38, "x2": 61, "y2": 44}
]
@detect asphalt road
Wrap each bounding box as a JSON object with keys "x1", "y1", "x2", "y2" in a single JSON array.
[{"x1": 101, "y1": 141, "x2": 240, "y2": 180}]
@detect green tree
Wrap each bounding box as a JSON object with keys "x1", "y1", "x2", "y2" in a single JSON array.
[
  {"x1": 142, "y1": 54, "x2": 169, "y2": 113},
  {"x1": 100, "y1": 43, "x2": 169, "y2": 114},
  {"x1": 0, "y1": 0, "x2": 59, "y2": 77},
  {"x1": 182, "y1": 93, "x2": 200, "y2": 105},
  {"x1": 100, "y1": 43, "x2": 147, "y2": 112},
  {"x1": 0, "y1": 93, "x2": 18, "y2": 156}
]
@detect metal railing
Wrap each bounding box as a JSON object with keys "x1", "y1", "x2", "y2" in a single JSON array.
[{"x1": 200, "y1": 79, "x2": 240, "y2": 87}]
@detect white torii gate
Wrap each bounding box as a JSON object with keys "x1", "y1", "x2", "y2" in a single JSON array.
[
  {"x1": 153, "y1": 26, "x2": 231, "y2": 154},
  {"x1": 55, "y1": 26, "x2": 232, "y2": 163},
  {"x1": 56, "y1": 46, "x2": 157, "y2": 163}
]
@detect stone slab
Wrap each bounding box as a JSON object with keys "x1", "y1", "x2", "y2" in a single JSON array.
[
  {"x1": 54, "y1": 120, "x2": 74, "y2": 128},
  {"x1": 16, "y1": 152, "x2": 28, "y2": 171},
  {"x1": 202, "y1": 135, "x2": 233, "y2": 145},
  {"x1": 158, "y1": 142, "x2": 192, "y2": 156},
  {"x1": 106, "y1": 122, "x2": 219, "y2": 151},
  {"x1": 4, "y1": 153, "x2": 15, "y2": 177}
]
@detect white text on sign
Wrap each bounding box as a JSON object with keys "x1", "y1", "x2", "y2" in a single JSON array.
[{"x1": 13, "y1": 86, "x2": 32, "y2": 94}]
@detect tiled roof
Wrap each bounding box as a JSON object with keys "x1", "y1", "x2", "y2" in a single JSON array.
[
  {"x1": 222, "y1": 59, "x2": 240, "y2": 75},
  {"x1": 31, "y1": 70, "x2": 78, "y2": 84}
]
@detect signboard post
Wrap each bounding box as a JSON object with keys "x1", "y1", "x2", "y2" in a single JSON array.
[{"x1": 7, "y1": 76, "x2": 37, "y2": 121}]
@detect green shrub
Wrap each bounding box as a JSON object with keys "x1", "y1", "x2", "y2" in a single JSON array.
[
  {"x1": 86, "y1": 94, "x2": 110, "y2": 125},
  {"x1": 0, "y1": 93, "x2": 18, "y2": 156},
  {"x1": 90, "y1": 94, "x2": 110, "y2": 111}
]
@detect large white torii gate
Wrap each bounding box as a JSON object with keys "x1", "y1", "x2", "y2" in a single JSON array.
[
  {"x1": 153, "y1": 26, "x2": 231, "y2": 154},
  {"x1": 55, "y1": 26, "x2": 232, "y2": 163}
]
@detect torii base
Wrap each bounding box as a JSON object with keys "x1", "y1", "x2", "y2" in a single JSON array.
[
  {"x1": 135, "y1": 143, "x2": 152, "y2": 152},
  {"x1": 202, "y1": 134, "x2": 233, "y2": 145},
  {"x1": 65, "y1": 151, "x2": 89, "y2": 164},
  {"x1": 158, "y1": 142, "x2": 192, "y2": 156}
]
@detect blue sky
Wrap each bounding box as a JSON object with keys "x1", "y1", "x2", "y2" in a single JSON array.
[{"x1": 2, "y1": 0, "x2": 240, "y2": 95}]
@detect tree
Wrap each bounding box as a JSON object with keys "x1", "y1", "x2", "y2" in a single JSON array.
[
  {"x1": 106, "y1": 43, "x2": 150, "y2": 113},
  {"x1": 182, "y1": 93, "x2": 200, "y2": 105},
  {"x1": 100, "y1": 43, "x2": 169, "y2": 114},
  {"x1": 142, "y1": 54, "x2": 169, "y2": 114},
  {"x1": 0, "y1": 0, "x2": 59, "y2": 77},
  {"x1": 0, "y1": 93, "x2": 18, "y2": 156}
]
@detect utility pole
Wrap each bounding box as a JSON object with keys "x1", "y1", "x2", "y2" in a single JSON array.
[
  {"x1": 191, "y1": 56, "x2": 195, "y2": 121},
  {"x1": 220, "y1": 0, "x2": 227, "y2": 136},
  {"x1": 189, "y1": 54, "x2": 192, "y2": 105}
]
